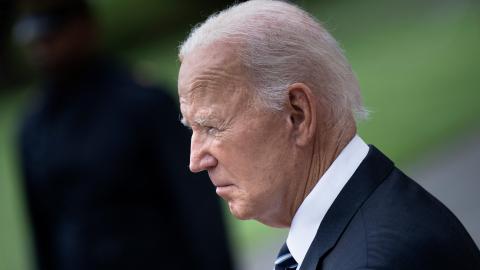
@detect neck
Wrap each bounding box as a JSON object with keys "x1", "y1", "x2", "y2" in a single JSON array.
[{"x1": 286, "y1": 116, "x2": 356, "y2": 226}]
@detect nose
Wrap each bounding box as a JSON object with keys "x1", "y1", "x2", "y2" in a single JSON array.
[{"x1": 189, "y1": 132, "x2": 218, "y2": 173}]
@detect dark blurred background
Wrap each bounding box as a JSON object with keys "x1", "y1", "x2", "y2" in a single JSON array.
[{"x1": 1, "y1": 0, "x2": 479, "y2": 269}]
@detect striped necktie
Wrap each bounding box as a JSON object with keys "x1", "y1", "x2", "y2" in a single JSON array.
[{"x1": 274, "y1": 243, "x2": 298, "y2": 270}]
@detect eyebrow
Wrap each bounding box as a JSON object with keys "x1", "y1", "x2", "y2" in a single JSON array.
[{"x1": 180, "y1": 114, "x2": 215, "y2": 129}]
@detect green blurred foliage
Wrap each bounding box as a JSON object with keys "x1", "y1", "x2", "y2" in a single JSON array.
[
  {"x1": 0, "y1": 89, "x2": 34, "y2": 270},
  {"x1": 91, "y1": 0, "x2": 230, "y2": 51}
]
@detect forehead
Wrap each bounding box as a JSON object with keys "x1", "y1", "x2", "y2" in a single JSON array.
[
  {"x1": 178, "y1": 43, "x2": 255, "y2": 116},
  {"x1": 178, "y1": 42, "x2": 250, "y2": 101}
]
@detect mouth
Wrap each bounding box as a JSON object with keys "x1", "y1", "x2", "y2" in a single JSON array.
[
  {"x1": 215, "y1": 184, "x2": 234, "y2": 198},
  {"x1": 207, "y1": 171, "x2": 234, "y2": 197}
]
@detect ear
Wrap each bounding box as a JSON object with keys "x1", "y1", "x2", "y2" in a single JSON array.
[{"x1": 286, "y1": 83, "x2": 317, "y2": 146}]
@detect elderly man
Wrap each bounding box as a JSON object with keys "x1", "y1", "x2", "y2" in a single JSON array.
[{"x1": 178, "y1": 0, "x2": 480, "y2": 269}]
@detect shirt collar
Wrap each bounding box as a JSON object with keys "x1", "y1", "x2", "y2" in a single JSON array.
[{"x1": 286, "y1": 135, "x2": 369, "y2": 268}]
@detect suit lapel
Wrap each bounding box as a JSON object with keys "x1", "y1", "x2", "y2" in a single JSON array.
[{"x1": 300, "y1": 146, "x2": 394, "y2": 270}]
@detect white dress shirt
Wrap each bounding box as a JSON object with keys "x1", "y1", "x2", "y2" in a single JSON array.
[{"x1": 286, "y1": 135, "x2": 369, "y2": 269}]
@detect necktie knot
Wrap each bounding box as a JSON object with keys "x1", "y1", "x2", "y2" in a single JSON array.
[{"x1": 274, "y1": 243, "x2": 298, "y2": 270}]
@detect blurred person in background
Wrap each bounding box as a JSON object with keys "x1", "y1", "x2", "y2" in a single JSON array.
[
  {"x1": 0, "y1": 0, "x2": 14, "y2": 86},
  {"x1": 14, "y1": 0, "x2": 234, "y2": 269}
]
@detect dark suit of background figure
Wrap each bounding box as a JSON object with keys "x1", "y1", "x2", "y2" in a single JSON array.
[
  {"x1": 301, "y1": 146, "x2": 480, "y2": 270},
  {"x1": 19, "y1": 56, "x2": 234, "y2": 270},
  {"x1": 0, "y1": 0, "x2": 14, "y2": 85}
]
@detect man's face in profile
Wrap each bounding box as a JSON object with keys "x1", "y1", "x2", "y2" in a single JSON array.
[{"x1": 178, "y1": 43, "x2": 298, "y2": 226}]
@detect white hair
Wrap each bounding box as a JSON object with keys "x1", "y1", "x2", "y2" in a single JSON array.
[{"x1": 179, "y1": 0, "x2": 368, "y2": 121}]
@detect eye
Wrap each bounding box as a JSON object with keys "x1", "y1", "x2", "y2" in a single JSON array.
[{"x1": 205, "y1": 125, "x2": 219, "y2": 135}]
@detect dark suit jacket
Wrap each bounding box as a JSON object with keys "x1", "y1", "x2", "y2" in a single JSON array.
[
  {"x1": 300, "y1": 146, "x2": 480, "y2": 270},
  {"x1": 19, "y1": 58, "x2": 233, "y2": 270}
]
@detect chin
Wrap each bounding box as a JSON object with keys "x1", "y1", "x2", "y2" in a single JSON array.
[{"x1": 228, "y1": 201, "x2": 255, "y2": 220}]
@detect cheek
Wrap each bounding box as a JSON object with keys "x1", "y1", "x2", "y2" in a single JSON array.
[
  {"x1": 214, "y1": 116, "x2": 291, "y2": 184},
  {"x1": 248, "y1": 127, "x2": 291, "y2": 170},
  {"x1": 222, "y1": 121, "x2": 290, "y2": 177},
  {"x1": 219, "y1": 135, "x2": 291, "y2": 219}
]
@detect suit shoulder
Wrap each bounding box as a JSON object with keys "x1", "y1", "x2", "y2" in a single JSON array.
[{"x1": 358, "y1": 168, "x2": 480, "y2": 269}]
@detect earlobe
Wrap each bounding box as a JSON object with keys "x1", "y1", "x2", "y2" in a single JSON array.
[{"x1": 287, "y1": 83, "x2": 316, "y2": 146}]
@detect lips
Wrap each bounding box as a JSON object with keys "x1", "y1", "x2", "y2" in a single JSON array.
[
  {"x1": 208, "y1": 170, "x2": 231, "y2": 188},
  {"x1": 208, "y1": 171, "x2": 235, "y2": 198},
  {"x1": 215, "y1": 184, "x2": 234, "y2": 198},
  {"x1": 210, "y1": 179, "x2": 232, "y2": 189},
  {"x1": 213, "y1": 182, "x2": 234, "y2": 193},
  {"x1": 213, "y1": 181, "x2": 232, "y2": 187}
]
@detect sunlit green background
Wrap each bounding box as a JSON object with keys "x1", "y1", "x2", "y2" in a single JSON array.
[{"x1": 1, "y1": 0, "x2": 479, "y2": 269}]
